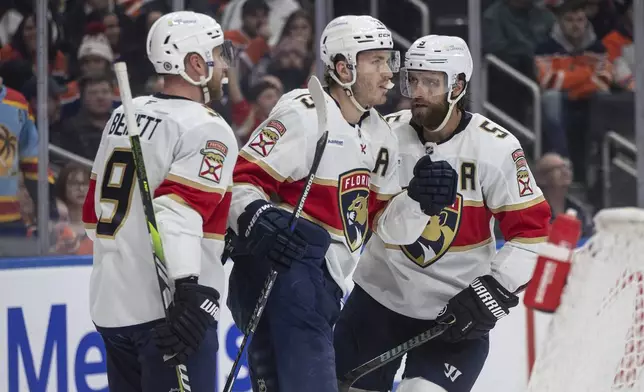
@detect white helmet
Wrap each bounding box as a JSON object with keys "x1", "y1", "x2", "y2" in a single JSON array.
[
  {"x1": 401, "y1": 35, "x2": 473, "y2": 132},
  {"x1": 320, "y1": 15, "x2": 400, "y2": 112},
  {"x1": 146, "y1": 11, "x2": 233, "y2": 102}
]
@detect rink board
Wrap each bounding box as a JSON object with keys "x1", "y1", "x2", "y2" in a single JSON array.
[{"x1": 0, "y1": 244, "x2": 557, "y2": 392}]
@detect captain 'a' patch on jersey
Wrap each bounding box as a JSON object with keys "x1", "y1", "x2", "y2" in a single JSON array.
[
  {"x1": 400, "y1": 193, "x2": 463, "y2": 268},
  {"x1": 198, "y1": 139, "x2": 228, "y2": 183},
  {"x1": 248, "y1": 119, "x2": 287, "y2": 157},
  {"x1": 339, "y1": 169, "x2": 370, "y2": 252},
  {"x1": 512, "y1": 148, "x2": 533, "y2": 197}
]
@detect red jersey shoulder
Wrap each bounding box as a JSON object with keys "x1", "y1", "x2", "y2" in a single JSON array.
[{"x1": 3, "y1": 87, "x2": 29, "y2": 107}]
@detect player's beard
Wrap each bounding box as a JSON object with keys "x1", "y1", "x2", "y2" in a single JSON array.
[{"x1": 412, "y1": 95, "x2": 450, "y2": 131}]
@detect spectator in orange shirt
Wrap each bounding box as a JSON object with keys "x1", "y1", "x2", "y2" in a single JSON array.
[
  {"x1": 0, "y1": 13, "x2": 68, "y2": 80},
  {"x1": 534, "y1": 0, "x2": 612, "y2": 158},
  {"x1": 225, "y1": 0, "x2": 271, "y2": 90},
  {"x1": 602, "y1": 0, "x2": 634, "y2": 91}
]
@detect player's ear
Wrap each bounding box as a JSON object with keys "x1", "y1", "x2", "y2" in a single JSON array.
[
  {"x1": 451, "y1": 77, "x2": 466, "y2": 100},
  {"x1": 333, "y1": 56, "x2": 352, "y2": 84},
  {"x1": 185, "y1": 52, "x2": 206, "y2": 77}
]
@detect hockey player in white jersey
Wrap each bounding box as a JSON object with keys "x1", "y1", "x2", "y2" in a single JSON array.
[
  {"x1": 334, "y1": 35, "x2": 552, "y2": 392},
  {"x1": 225, "y1": 16, "x2": 459, "y2": 392},
  {"x1": 81, "y1": 11, "x2": 237, "y2": 391}
]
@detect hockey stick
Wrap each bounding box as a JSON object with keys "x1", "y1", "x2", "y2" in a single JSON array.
[
  {"x1": 114, "y1": 62, "x2": 190, "y2": 391},
  {"x1": 337, "y1": 322, "x2": 450, "y2": 391},
  {"x1": 223, "y1": 75, "x2": 330, "y2": 392}
]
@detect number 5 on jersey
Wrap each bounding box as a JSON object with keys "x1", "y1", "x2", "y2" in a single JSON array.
[{"x1": 96, "y1": 148, "x2": 136, "y2": 238}]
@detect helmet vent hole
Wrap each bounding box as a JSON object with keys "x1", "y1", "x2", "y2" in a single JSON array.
[
  {"x1": 165, "y1": 50, "x2": 171, "y2": 54},
  {"x1": 163, "y1": 35, "x2": 171, "y2": 45}
]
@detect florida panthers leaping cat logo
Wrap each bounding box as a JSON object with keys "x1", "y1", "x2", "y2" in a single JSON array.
[
  {"x1": 339, "y1": 169, "x2": 371, "y2": 252},
  {"x1": 400, "y1": 194, "x2": 463, "y2": 268}
]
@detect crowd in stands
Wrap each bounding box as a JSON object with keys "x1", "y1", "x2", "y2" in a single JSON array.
[{"x1": 0, "y1": 0, "x2": 636, "y2": 255}]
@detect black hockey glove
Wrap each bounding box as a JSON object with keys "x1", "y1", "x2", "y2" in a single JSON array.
[
  {"x1": 436, "y1": 275, "x2": 519, "y2": 343},
  {"x1": 407, "y1": 155, "x2": 458, "y2": 216},
  {"x1": 153, "y1": 277, "x2": 220, "y2": 366},
  {"x1": 237, "y1": 199, "x2": 307, "y2": 272}
]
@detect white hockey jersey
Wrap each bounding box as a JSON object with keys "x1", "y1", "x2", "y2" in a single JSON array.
[
  {"x1": 354, "y1": 109, "x2": 551, "y2": 320},
  {"x1": 228, "y1": 89, "x2": 430, "y2": 294},
  {"x1": 82, "y1": 93, "x2": 238, "y2": 329}
]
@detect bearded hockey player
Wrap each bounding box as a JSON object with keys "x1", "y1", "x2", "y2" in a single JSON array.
[
  {"x1": 82, "y1": 11, "x2": 236, "y2": 391},
  {"x1": 225, "y1": 16, "x2": 459, "y2": 392},
  {"x1": 334, "y1": 35, "x2": 552, "y2": 392}
]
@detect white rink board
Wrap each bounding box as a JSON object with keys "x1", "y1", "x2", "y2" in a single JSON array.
[{"x1": 0, "y1": 257, "x2": 552, "y2": 392}]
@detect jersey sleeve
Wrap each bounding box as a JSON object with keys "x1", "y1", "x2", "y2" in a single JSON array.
[
  {"x1": 482, "y1": 138, "x2": 552, "y2": 292},
  {"x1": 152, "y1": 119, "x2": 238, "y2": 280},
  {"x1": 370, "y1": 122, "x2": 430, "y2": 245},
  {"x1": 228, "y1": 100, "x2": 311, "y2": 233},
  {"x1": 83, "y1": 118, "x2": 111, "y2": 241}
]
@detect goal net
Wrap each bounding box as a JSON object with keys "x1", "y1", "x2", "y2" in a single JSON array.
[{"x1": 527, "y1": 208, "x2": 644, "y2": 391}]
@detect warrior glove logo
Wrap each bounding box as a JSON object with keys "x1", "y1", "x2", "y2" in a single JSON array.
[{"x1": 338, "y1": 169, "x2": 371, "y2": 252}]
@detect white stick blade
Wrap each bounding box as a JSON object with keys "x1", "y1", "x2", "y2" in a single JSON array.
[{"x1": 114, "y1": 62, "x2": 141, "y2": 137}]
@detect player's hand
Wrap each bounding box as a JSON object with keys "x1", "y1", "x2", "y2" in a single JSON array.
[
  {"x1": 407, "y1": 155, "x2": 458, "y2": 216},
  {"x1": 237, "y1": 200, "x2": 307, "y2": 271},
  {"x1": 436, "y1": 275, "x2": 518, "y2": 343},
  {"x1": 153, "y1": 277, "x2": 220, "y2": 366}
]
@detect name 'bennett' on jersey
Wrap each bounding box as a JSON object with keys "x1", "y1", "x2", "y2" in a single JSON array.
[{"x1": 107, "y1": 112, "x2": 163, "y2": 140}]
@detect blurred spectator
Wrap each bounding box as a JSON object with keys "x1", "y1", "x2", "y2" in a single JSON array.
[
  {"x1": 278, "y1": 9, "x2": 313, "y2": 49},
  {"x1": 0, "y1": 4, "x2": 23, "y2": 47},
  {"x1": 103, "y1": 11, "x2": 122, "y2": 61},
  {"x1": 251, "y1": 35, "x2": 309, "y2": 92},
  {"x1": 535, "y1": 152, "x2": 594, "y2": 235},
  {"x1": 221, "y1": 0, "x2": 300, "y2": 46},
  {"x1": 59, "y1": 73, "x2": 114, "y2": 160},
  {"x1": 0, "y1": 58, "x2": 35, "y2": 91},
  {"x1": 603, "y1": 0, "x2": 634, "y2": 91},
  {"x1": 0, "y1": 13, "x2": 68, "y2": 80},
  {"x1": 234, "y1": 78, "x2": 283, "y2": 144},
  {"x1": 56, "y1": 163, "x2": 90, "y2": 235},
  {"x1": 225, "y1": 0, "x2": 271, "y2": 81},
  {"x1": 535, "y1": 0, "x2": 612, "y2": 157},
  {"x1": 584, "y1": 0, "x2": 618, "y2": 40},
  {"x1": 0, "y1": 78, "x2": 57, "y2": 233},
  {"x1": 64, "y1": 0, "x2": 114, "y2": 53},
  {"x1": 20, "y1": 75, "x2": 68, "y2": 150},
  {"x1": 60, "y1": 33, "x2": 119, "y2": 120},
  {"x1": 144, "y1": 74, "x2": 165, "y2": 95},
  {"x1": 146, "y1": 8, "x2": 164, "y2": 30},
  {"x1": 483, "y1": 0, "x2": 555, "y2": 77}
]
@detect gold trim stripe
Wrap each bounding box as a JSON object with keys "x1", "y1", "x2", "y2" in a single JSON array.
[
  {"x1": 239, "y1": 150, "x2": 287, "y2": 182},
  {"x1": 450, "y1": 237, "x2": 494, "y2": 252},
  {"x1": 489, "y1": 195, "x2": 546, "y2": 214},
  {"x1": 511, "y1": 236, "x2": 547, "y2": 244},
  {"x1": 463, "y1": 199, "x2": 484, "y2": 207},
  {"x1": 278, "y1": 203, "x2": 344, "y2": 236},
  {"x1": 165, "y1": 174, "x2": 225, "y2": 194},
  {"x1": 203, "y1": 232, "x2": 225, "y2": 240}
]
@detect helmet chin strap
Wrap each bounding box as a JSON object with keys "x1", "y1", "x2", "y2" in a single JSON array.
[
  {"x1": 179, "y1": 59, "x2": 215, "y2": 103},
  {"x1": 426, "y1": 87, "x2": 467, "y2": 133}
]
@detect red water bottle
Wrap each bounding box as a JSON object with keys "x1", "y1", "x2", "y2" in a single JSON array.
[{"x1": 524, "y1": 209, "x2": 582, "y2": 312}]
